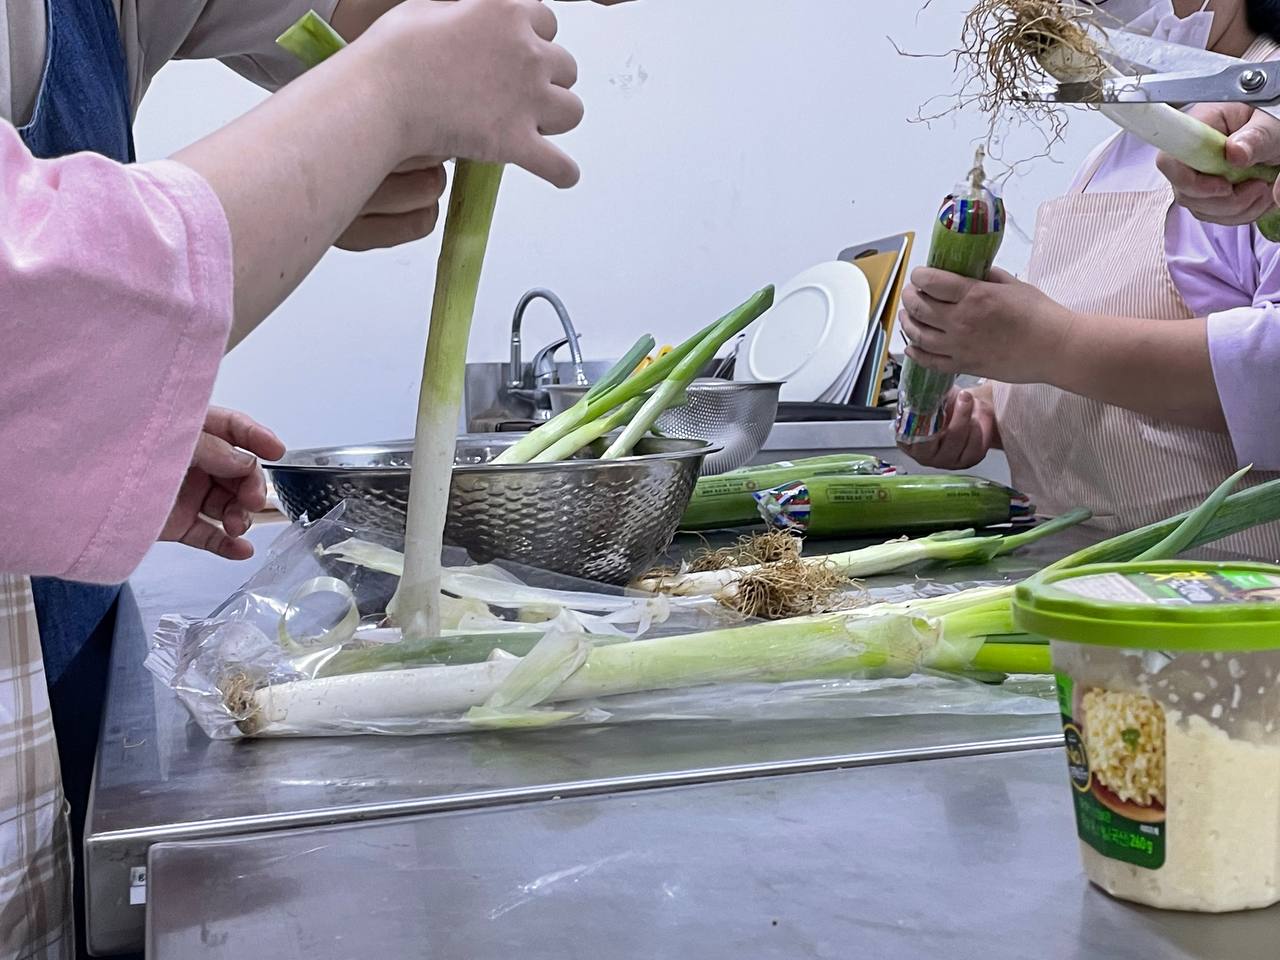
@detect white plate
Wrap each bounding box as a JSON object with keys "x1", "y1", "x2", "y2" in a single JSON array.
[{"x1": 735, "y1": 261, "x2": 872, "y2": 402}]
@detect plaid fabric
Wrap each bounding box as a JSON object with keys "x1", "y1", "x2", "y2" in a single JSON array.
[{"x1": 0, "y1": 575, "x2": 72, "y2": 960}]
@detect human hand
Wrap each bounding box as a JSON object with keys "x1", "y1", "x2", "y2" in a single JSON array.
[
  {"x1": 1156, "y1": 102, "x2": 1279, "y2": 225},
  {"x1": 159, "y1": 407, "x2": 287, "y2": 560},
  {"x1": 336, "y1": 157, "x2": 447, "y2": 251},
  {"x1": 357, "y1": 0, "x2": 584, "y2": 188},
  {"x1": 897, "y1": 388, "x2": 998, "y2": 470},
  {"x1": 899, "y1": 266, "x2": 1074, "y2": 384}
]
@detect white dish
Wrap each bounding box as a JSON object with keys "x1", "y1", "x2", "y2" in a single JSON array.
[{"x1": 736, "y1": 261, "x2": 872, "y2": 402}]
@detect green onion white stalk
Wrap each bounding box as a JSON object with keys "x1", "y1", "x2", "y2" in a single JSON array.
[
  {"x1": 388, "y1": 161, "x2": 504, "y2": 642},
  {"x1": 276, "y1": 12, "x2": 505, "y2": 642}
]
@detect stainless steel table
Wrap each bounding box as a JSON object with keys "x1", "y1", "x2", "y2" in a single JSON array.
[
  {"x1": 145, "y1": 748, "x2": 1280, "y2": 959},
  {"x1": 87, "y1": 523, "x2": 1099, "y2": 953}
]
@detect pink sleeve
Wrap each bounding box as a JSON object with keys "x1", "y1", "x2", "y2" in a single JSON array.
[{"x1": 0, "y1": 121, "x2": 233, "y2": 584}]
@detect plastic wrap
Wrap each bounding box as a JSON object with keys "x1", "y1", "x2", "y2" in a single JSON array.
[
  {"x1": 146, "y1": 506, "x2": 1056, "y2": 739},
  {"x1": 895, "y1": 151, "x2": 1005, "y2": 444}
]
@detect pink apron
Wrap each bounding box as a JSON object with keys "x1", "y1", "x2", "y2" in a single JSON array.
[{"x1": 993, "y1": 137, "x2": 1280, "y2": 561}]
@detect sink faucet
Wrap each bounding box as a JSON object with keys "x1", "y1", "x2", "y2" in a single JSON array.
[{"x1": 509, "y1": 288, "x2": 589, "y2": 390}]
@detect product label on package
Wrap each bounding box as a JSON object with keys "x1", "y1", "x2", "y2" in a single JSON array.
[
  {"x1": 1056, "y1": 674, "x2": 1167, "y2": 870},
  {"x1": 1058, "y1": 570, "x2": 1280, "y2": 606}
]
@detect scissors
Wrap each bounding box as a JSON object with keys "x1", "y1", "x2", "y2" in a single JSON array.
[{"x1": 1027, "y1": 28, "x2": 1280, "y2": 121}]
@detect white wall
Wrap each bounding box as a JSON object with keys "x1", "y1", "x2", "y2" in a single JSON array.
[{"x1": 134, "y1": 0, "x2": 1111, "y2": 449}]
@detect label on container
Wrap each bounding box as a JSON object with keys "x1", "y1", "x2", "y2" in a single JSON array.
[
  {"x1": 1058, "y1": 570, "x2": 1280, "y2": 607},
  {"x1": 1056, "y1": 674, "x2": 1167, "y2": 870}
]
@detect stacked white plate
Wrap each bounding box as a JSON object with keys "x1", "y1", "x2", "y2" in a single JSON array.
[{"x1": 733, "y1": 261, "x2": 874, "y2": 403}]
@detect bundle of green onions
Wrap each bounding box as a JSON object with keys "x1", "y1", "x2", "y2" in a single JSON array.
[
  {"x1": 637, "y1": 508, "x2": 1090, "y2": 618},
  {"x1": 896, "y1": 146, "x2": 1005, "y2": 444},
  {"x1": 679, "y1": 454, "x2": 895, "y2": 531},
  {"x1": 232, "y1": 469, "x2": 1280, "y2": 734},
  {"x1": 494, "y1": 286, "x2": 775, "y2": 465},
  {"x1": 958, "y1": 0, "x2": 1280, "y2": 239}
]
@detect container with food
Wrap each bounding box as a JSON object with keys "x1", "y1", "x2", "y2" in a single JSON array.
[{"x1": 1013, "y1": 561, "x2": 1280, "y2": 912}]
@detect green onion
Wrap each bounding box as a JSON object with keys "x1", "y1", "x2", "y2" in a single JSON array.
[
  {"x1": 1041, "y1": 476, "x2": 1280, "y2": 574},
  {"x1": 1132, "y1": 466, "x2": 1250, "y2": 562},
  {"x1": 679, "y1": 455, "x2": 893, "y2": 531},
  {"x1": 275, "y1": 10, "x2": 345, "y2": 67},
  {"x1": 637, "y1": 508, "x2": 1090, "y2": 605},
  {"x1": 243, "y1": 475, "x2": 1280, "y2": 733},
  {"x1": 277, "y1": 11, "x2": 505, "y2": 641},
  {"x1": 386, "y1": 161, "x2": 504, "y2": 641},
  {"x1": 755, "y1": 474, "x2": 1033, "y2": 538},
  {"x1": 587, "y1": 335, "x2": 656, "y2": 401},
  {"x1": 601, "y1": 286, "x2": 774, "y2": 459},
  {"x1": 896, "y1": 147, "x2": 1005, "y2": 444},
  {"x1": 496, "y1": 286, "x2": 773, "y2": 466},
  {"x1": 493, "y1": 320, "x2": 721, "y2": 464},
  {"x1": 531, "y1": 387, "x2": 689, "y2": 463},
  {"x1": 531, "y1": 395, "x2": 648, "y2": 462}
]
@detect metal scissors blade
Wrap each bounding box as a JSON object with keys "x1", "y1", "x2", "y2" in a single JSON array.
[
  {"x1": 1023, "y1": 29, "x2": 1280, "y2": 121},
  {"x1": 1032, "y1": 64, "x2": 1280, "y2": 121},
  {"x1": 1091, "y1": 27, "x2": 1240, "y2": 75}
]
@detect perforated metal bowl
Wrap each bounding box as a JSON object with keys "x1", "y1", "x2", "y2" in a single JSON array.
[
  {"x1": 545, "y1": 379, "x2": 780, "y2": 475},
  {"x1": 267, "y1": 434, "x2": 717, "y2": 584}
]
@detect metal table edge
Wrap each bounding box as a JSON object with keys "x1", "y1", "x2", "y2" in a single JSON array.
[{"x1": 93, "y1": 733, "x2": 1063, "y2": 847}]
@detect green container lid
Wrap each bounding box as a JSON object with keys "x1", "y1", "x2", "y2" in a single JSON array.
[{"x1": 1013, "y1": 561, "x2": 1280, "y2": 651}]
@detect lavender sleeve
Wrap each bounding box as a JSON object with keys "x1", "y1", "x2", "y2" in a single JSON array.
[{"x1": 1165, "y1": 206, "x2": 1280, "y2": 471}]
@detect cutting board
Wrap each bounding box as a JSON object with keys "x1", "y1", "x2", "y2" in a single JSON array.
[{"x1": 840, "y1": 232, "x2": 914, "y2": 406}]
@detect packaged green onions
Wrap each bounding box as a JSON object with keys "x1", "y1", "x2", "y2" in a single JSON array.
[
  {"x1": 679, "y1": 454, "x2": 893, "y2": 531},
  {"x1": 754, "y1": 474, "x2": 1032, "y2": 538},
  {"x1": 895, "y1": 148, "x2": 1005, "y2": 444}
]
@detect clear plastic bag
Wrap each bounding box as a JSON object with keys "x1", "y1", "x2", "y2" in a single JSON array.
[{"x1": 146, "y1": 505, "x2": 1056, "y2": 738}]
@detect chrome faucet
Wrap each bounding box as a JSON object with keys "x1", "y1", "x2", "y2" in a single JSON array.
[{"x1": 509, "y1": 288, "x2": 589, "y2": 391}]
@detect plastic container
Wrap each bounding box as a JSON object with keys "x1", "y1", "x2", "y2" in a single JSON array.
[{"x1": 1013, "y1": 561, "x2": 1280, "y2": 913}]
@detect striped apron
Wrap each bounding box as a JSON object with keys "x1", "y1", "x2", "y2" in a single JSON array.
[{"x1": 993, "y1": 136, "x2": 1280, "y2": 562}]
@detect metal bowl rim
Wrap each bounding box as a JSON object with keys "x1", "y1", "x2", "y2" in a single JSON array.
[
  {"x1": 545, "y1": 379, "x2": 784, "y2": 392},
  {"x1": 267, "y1": 436, "x2": 722, "y2": 477}
]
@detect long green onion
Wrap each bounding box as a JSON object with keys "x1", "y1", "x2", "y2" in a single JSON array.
[
  {"x1": 388, "y1": 160, "x2": 504, "y2": 641},
  {"x1": 601, "y1": 286, "x2": 774, "y2": 459},
  {"x1": 278, "y1": 12, "x2": 504, "y2": 641},
  {"x1": 636, "y1": 508, "x2": 1090, "y2": 605}
]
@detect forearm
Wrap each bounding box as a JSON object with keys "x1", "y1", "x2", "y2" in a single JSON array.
[
  {"x1": 174, "y1": 44, "x2": 401, "y2": 349},
  {"x1": 1052, "y1": 312, "x2": 1228, "y2": 433}
]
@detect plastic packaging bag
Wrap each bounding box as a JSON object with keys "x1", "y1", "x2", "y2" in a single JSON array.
[{"x1": 146, "y1": 505, "x2": 1056, "y2": 738}]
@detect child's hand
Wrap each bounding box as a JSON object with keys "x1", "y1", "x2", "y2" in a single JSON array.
[{"x1": 898, "y1": 388, "x2": 998, "y2": 471}]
